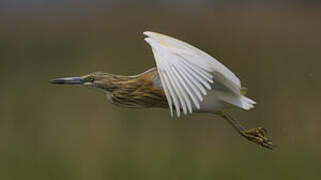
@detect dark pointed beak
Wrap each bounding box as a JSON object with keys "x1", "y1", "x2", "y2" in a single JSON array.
[{"x1": 49, "y1": 77, "x2": 85, "y2": 85}]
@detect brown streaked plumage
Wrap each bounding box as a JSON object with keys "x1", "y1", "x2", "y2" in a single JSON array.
[
  {"x1": 49, "y1": 31, "x2": 274, "y2": 150},
  {"x1": 93, "y1": 68, "x2": 167, "y2": 108}
]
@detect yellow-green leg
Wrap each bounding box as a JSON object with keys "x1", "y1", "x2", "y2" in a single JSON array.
[{"x1": 219, "y1": 111, "x2": 275, "y2": 150}]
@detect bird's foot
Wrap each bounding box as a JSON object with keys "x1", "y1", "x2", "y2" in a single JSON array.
[{"x1": 241, "y1": 127, "x2": 275, "y2": 150}]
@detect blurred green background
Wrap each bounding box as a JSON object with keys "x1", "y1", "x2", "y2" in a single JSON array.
[{"x1": 1, "y1": 1, "x2": 321, "y2": 179}]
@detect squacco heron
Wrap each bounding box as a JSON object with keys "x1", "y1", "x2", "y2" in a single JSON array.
[{"x1": 50, "y1": 31, "x2": 274, "y2": 149}]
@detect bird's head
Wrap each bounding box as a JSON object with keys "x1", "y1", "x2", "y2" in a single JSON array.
[{"x1": 50, "y1": 72, "x2": 116, "y2": 93}]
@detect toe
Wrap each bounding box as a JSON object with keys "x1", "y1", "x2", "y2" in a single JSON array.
[
  {"x1": 258, "y1": 127, "x2": 267, "y2": 136},
  {"x1": 241, "y1": 128, "x2": 275, "y2": 150}
]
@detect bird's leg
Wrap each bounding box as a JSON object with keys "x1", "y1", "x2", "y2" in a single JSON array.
[{"x1": 219, "y1": 111, "x2": 275, "y2": 150}]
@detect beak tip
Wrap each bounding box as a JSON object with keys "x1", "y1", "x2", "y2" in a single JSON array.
[
  {"x1": 49, "y1": 77, "x2": 84, "y2": 85},
  {"x1": 49, "y1": 79, "x2": 64, "y2": 84}
]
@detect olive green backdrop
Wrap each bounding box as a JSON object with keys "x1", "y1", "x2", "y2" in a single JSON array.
[{"x1": 1, "y1": 1, "x2": 321, "y2": 179}]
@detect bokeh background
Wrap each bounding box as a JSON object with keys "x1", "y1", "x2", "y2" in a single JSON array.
[{"x1": 1, "y1": 0, "x2": 321, "y2": 179}]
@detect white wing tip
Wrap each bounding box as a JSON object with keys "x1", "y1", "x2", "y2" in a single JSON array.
[
  {"x1": 143, "y1": 31, "x2": 161, "y2": 38},
  {"x1": 143, "y1": 31, "x2": 170, "y2": 44},
  {"x1": 143, "y1": 31, "x2": 152, "y2": 36}
]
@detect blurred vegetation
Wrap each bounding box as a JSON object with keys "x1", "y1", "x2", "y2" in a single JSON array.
[{"x1": 0, "y1": 1, "x2": 321, "y2": 180}]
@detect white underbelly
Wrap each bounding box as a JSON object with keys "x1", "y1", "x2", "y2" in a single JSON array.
[{"x1": 195, "y1": 90, "x2": 228, "y2": 114}]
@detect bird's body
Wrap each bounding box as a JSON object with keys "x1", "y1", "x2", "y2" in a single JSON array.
[
  {"x1": 99, "y1": 67, "x2": 236, "y2": 114},
  {"x1": 50, "y1": 31, "x2": 274, "y2": 149}
]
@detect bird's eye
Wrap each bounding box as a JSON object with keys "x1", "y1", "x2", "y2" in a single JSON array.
[
  {"x1": 89, "y1": 77, "x2": 95, "y2": 82},
  {"x1": 85, "y1": 76, "x2": 94, "y2": 82}
]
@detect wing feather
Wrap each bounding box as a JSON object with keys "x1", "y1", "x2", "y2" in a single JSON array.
[
  {"x1": 163, "y1": 72, "x2": 181, "y2": 116},
  {"x1": 180, "y1": 60, "x2": 212, "y2": 90},
  {"x1": 144, "y1": 31, "x2": 241, "y2": 88},
  {"x1": 174, "y1": 65, "x2": 202, "y2": 107},
  {"x1": 171, "y1": 66, "x2": 193, "y2": 113},
  {"x1": 144, "y1": 31, "x2": 249, "y2": 116},
  {"x1": 151, "y1": 48, "x2": 174, "y2": 116},
  {"x1": 166, "y1": 70, "x2": 187, "y2": 115},
  {"x1": 178, "y1": 54, "x2": 214, "y2": 81},
  {"x1": 178, "y1": 61, "x2": 208, "y2": 95}
]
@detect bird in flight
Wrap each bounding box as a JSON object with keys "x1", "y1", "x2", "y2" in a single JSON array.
[{"x1": 50, "y1": 31, "x2": 274, "y2": 149}]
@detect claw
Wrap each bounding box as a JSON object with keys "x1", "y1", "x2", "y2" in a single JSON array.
[
  {"x1": 241, "y1": 127, "x2": 275, "y2": 150},
  {"x1": 219, "y1": 112, "x2": 275, "y2": 150}
]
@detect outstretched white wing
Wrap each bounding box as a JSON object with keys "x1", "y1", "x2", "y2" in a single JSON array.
[{"x1": 144, "y1": 31, "x2": 243, "y2": 117}]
